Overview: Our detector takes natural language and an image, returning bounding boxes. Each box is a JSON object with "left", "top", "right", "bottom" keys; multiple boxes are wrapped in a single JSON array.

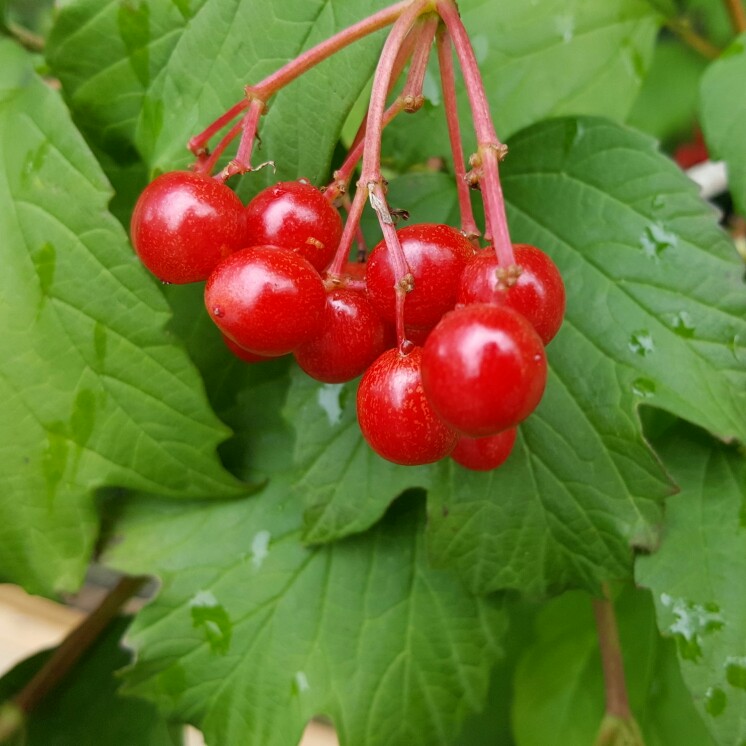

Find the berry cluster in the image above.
[{"left": 129, "top": 0, "right": 567, "bottom": 472}]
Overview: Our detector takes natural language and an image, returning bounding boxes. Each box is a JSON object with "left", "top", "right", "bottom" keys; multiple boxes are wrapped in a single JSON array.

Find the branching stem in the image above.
[
  {"left": 664, "top": 17, "right": 721, "bottom": 59},
  {"left": 0, "top": 575, "right": 147, "bottom": 743},
  {"left": 593, "top": 584, "right": 632, "bottom": 721},
  {"left": 436, "top": 0, "right": 515, "bottom": 270},
  {"left": 724, "top": 0, "right": 746, "bottom": 33},
  {"left": 436, "top": 26, "right": 480, "bottom": 243},
  {"left": 188, "top": 0, "right": 413, "bottom": 174},
  {"left": 327, "top": 15, "right": 436, "bottom": 202},
  {"left": 359, "top": 1, "right": 434, "bottom": 345}
]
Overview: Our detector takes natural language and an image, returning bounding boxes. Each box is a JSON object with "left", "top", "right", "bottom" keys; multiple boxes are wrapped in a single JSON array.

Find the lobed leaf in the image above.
[
  {"left": 0, "top": 40, "right": 244, "bottom": 595},
  {"left": 290, "top": 116, "right": 746, "bottom": 596},
  {"left": 429, "top": 116, "right": 746, "bottom": 594},
  {"left": 105, "top": 486, "right": 504, "bottom": 746},
  {"left": 636, "top": 424, "right": 746, "bottom": 745},
  {"left": 46, "top": 0, "right": 207, "bottom": 160}
]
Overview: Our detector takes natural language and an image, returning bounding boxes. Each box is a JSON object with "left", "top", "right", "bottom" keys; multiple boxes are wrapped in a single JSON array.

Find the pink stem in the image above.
[
  {"left": 188, "top": 99, "right": 248, "bottom": 156},
  {"left": 401, "top": 16, "right": 438, "bottom": 106},
  {"left": 436, "top": 26, "right": 480, "bottom": 243},
  {"left": 327, "top": 182, "right": 368, "bottom": 277},
  {"left": 346, "top": 26, "right": 419, "bottom": 159},
  {"left": 188, "top": 0, "right": 411, "bottom": 171},
  {"left": 361, "top": 1, "right": 432, "bottom": 346},
  {"left": 214, "top": 98, "right": 265, "bottom": 181},
  {"left": 251, "top": 1, "right": 412, "bottom": 100},
  {"left": 199, "top": 119, "right": 243, "bottom": 176},
  {"left": 340, "top": 193, "right": 370, "bottom": 262},
  {"left": 436, "top": 0, "right": 515, "bottom": 268},
  {"left": 326, "top": 21, "right": 426, "bottom": 202},
  {"left": 329, "top": 101, "right": 405, "bottom": 198}
]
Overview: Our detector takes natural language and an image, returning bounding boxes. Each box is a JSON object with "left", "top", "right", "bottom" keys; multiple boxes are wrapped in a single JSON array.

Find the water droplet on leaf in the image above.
[
  {"left": 292, "top": 671, "right": 310, "bottom": 695},
  {"left": 725, "top": 657, "right": 746, "bottom": 690},
  {"left": 660, "top": 594, "right": 724, "bottom": 662},
  {"left": 704, "top": 686, "right": 727, "bottom": 717},
  {"left": 629, "top": 330, "right": 655, "bottom": 357},
  {"left": 671, "top": 311, "right": 695, "bottom": 338},
  {"left": 317, "top": 383, "right": 344, "bottom": 425},
  {"left": 251, "top": 530, "right": 271, "bottom": 569},
  {"left": 189, "top": 590, "right": 232, "bottom": 655},
  {"left": 632, "top": 378, "right": 656, "bottom": 398},
  {"left": 640, "top": 223, "right": 677, "bottom": 260}
]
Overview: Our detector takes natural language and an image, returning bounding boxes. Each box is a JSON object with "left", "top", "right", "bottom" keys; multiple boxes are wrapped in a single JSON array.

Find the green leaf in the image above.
[
  {"left": 636, "top": 424, "right": 746, "bottom": 744},
  {"left": 700, "top": 32, "right": 746, "bottom": 215},
  {"left": 46, "top": 0, "right": 206, "bottom": 159},
  {"left": 628, "top": 38, "right": 708, "bottom": 144},
  {"left": 104, "top": 487, "right": 505, "bottom": 746},
  {"left": 512, "top": 586, "right": 716, "bottom": 746},
  {"left": 0, "top": 617, "right": 180, "bottom": 746},
  {"left": 134, "top": 0, "right": 390, "bottom": 183},
  {"left": 291, "top": 117, "right": 746, "bottom": 596},
  {"left": 383, "top": 0, "right": 661, "bottom": 169},
  {"left": 0, "top": 40, "right": 244, "bottom": 595},
  {"left": 46, "top": 0, "right": 389, "bottom": 191},
  {"left": 503, "top": 117, "right": 746, "bottom": 442},
  {"left": 429, "top": 116, "right": 746, "bottom": 594},
  {"left": 286, "top": 370, "right": 432, "bottom": 544}
]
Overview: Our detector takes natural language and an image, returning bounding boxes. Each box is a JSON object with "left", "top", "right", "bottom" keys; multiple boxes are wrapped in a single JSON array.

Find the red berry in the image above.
[
  {"left": 294, "top": 288, "right": 390, "bottom": 383},
  {"left": 421, "top": 304, "right": 547, "bottom": 436},
  {"left": 459, "top": 244, "right": 566, "bottom": 344},
  {"left": 244, "top": 180, "right": 343, "bottom": 272},
  {"left": 404, "top": 324, "right": 433, "bottom": 347},
  {"left": 357, "top": 347, "right": 458, "bottom": 465},
  {"left": 130, "top": 171, "right": 245, "bottom": 284},
  {"left": 222, "top": 333, "right": 268, "bottom": 364},
  {"left": 366, "top": 223, "right": 474, "bottom": 328},
  {"left": 205, "top": 247, "right": 326, "bottom": 356},
  {"left": 342, "top": 261, "right": 367, "bottom": 282},
  {"left": 451, "top": 428, "right": 517, "bottom": 471}
]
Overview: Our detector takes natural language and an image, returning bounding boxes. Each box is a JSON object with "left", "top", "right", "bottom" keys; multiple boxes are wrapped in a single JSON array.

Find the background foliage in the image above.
[{"left": 1, "top": 0, "right": 744, "bottom": 744}]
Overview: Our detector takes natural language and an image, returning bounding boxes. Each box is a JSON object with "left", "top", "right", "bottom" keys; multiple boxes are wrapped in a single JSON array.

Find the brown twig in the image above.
[
  {"left": 724, "top": 0, "right": 746, "bottom": 33},
  {"left": 0, "top": 575, "right": 147, "bottom": 743},
  {"left": 665, "top": 17, "right": 721, "bottom": 59},
  {"left": 592, "top": 584, "right": 632, "bottom": 720}
]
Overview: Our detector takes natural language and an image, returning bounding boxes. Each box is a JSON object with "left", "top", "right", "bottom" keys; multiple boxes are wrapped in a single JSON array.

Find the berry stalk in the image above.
[
  {"left": 436, "top": 26, "right": 480, "bottom": 243},
  {"left": 216, "top": 97, "right": 266, "bottom": 181},
  {"left": 343, "top": 25, "right": 419, "bottom": 164},
  {"left": 436, "top": 0, "right": 516, "bottom": 271},
  {"left": 327, "top": 15, "right": 437, "bottom": 202},
  {"left": 250, "top": 0, "right": 415, "bottom": 100},
  {"left": 361, "top": 0, "right": 435, "bottom": 345},
  {"left": 188, "top": 0, "right": 414, "bottom": 174},
  {"left": 0, "top": 575, "right": 147, "bottom": 743}
]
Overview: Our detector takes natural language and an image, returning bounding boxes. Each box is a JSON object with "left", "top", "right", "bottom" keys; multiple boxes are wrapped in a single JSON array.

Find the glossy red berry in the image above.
[
  {"left": 130, "top": 170, "right": 245, "bottom": 284},
  {"left": 244, "top": 180, "right": 343, "bottom": 272},
  {"left": 421, "top": 304, "right": 547, "bottom": 436},
  {"left": 294, "top": 288, "right": 390, "bottom": 383},
  {"left": 366, "top": 223, "right": 474, "bottom": 328},
  {"left": 221, "top": 333, "right": 268, "bottom": 364},
  {"left": 451, "top": 428, "right": 517, "bottom": 471},
  {"left": 205, "top": 246, "right": 326, "bottom": 356},
  {"left": 357, "top": 347, "right": 458, "bottom": 465},
  {"left": 459, "top": 244, "right": 566, "bottom": 344}
]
